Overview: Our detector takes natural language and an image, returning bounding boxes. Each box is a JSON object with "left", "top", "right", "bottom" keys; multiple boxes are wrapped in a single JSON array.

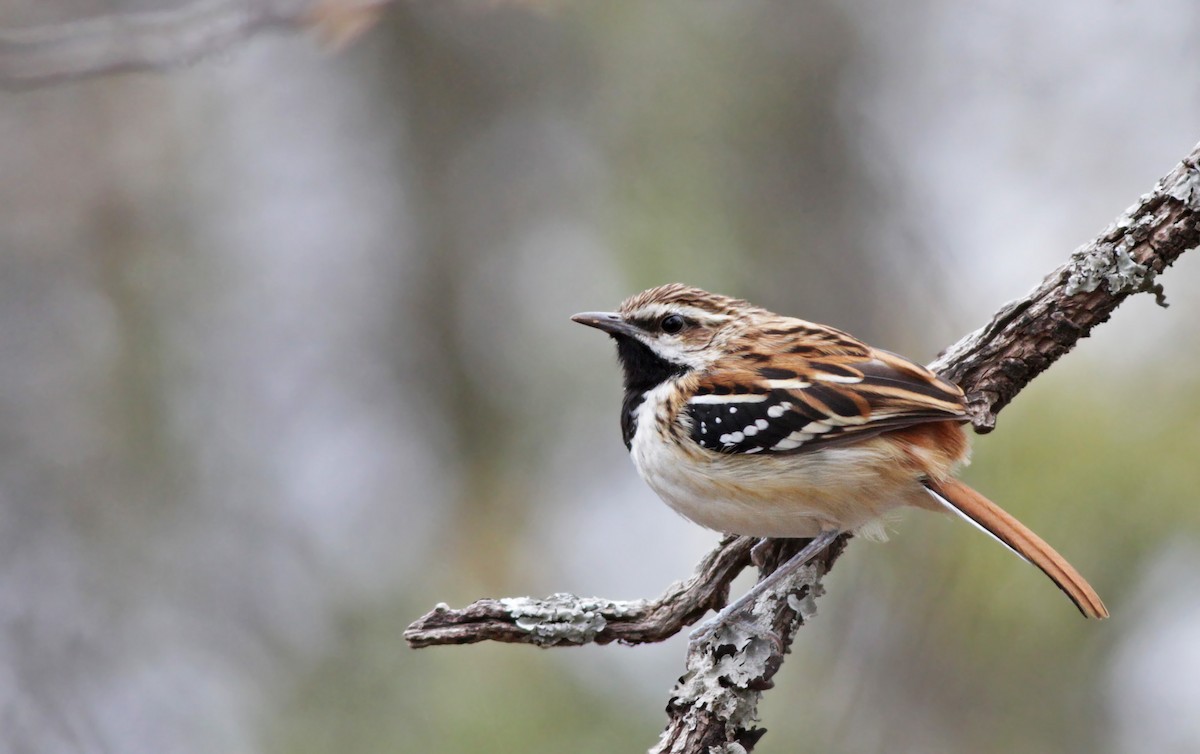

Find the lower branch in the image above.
[
  {"left": 406, "top": 534, "right": 851, "bottom": 751},
  {"left": 405, "top": 535, "right": 756, "bottom": 648}
]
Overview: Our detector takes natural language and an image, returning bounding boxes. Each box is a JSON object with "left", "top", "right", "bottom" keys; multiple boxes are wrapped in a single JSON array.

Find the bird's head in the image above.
[{"left": 572, "top": 283, "right": 759, "bottom": 391}]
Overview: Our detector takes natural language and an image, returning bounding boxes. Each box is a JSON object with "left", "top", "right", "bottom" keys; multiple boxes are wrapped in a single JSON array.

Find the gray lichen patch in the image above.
[
  {"left": 499, "top": 593, "right": 646, "bottom": 646},
  {"left": 670, "top": 642, "right": 764, "bottom": 731},
  {"left": 666, "top": 565, "right": 824, "bottom": 746},
  {"left": 1063, "top": 237, "right": 1152, "bottom": 296},
  {"left": 1162, "top": 160, "right": 1200, "bottom": 207}
]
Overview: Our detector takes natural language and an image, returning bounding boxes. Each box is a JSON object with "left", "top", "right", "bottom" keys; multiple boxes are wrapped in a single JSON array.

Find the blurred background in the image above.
[{"left": 2, "top": 1, "right": 1200, "bottom": 752}]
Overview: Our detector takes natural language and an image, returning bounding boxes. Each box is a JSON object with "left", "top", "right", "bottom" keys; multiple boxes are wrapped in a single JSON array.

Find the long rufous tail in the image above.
[{"left": 924, "top": 477, "right": 1108, "bottom": 619}]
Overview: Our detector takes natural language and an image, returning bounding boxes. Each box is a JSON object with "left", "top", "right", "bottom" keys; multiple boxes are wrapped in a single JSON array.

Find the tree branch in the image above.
[
  {"left": 405, "top": 534, "right": 757, "bottom": 648},
  {"left": 931, "top": 145, "right": 1200, "bottom": 429},
  {"left": 407, "top": 140, "right": 1200, "bottom": 752}
]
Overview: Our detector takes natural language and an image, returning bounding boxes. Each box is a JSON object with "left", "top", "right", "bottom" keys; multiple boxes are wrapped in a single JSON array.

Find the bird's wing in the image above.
[{"left": 686, "top": 320, "right": 966, "bottom": 455}]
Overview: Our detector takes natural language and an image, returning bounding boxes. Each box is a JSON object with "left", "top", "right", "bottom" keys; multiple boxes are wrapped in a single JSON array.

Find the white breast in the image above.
[{"left": 627, "top": 381, "right": 920, "bottom": 538}]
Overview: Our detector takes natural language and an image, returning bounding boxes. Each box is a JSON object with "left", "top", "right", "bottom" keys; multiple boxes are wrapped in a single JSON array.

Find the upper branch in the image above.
[{"left": 931, "top": 143, "right": 1200, "bottom": 430}]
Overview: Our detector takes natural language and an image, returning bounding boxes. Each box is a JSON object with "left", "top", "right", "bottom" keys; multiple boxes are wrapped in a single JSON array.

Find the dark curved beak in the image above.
[{"left": 571, "top": 311, "right": 640, "bottom": 338}]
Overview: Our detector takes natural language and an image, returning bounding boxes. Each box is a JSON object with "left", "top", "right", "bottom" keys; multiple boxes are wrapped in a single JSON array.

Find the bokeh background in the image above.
[{"left": 3, "top": 1, "right": 1200, "bottom": 752}]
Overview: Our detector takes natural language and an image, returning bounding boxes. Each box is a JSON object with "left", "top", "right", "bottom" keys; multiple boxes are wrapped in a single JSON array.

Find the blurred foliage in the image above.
[{"left": 269, "top": 600, "right": 658, "bottom": 754}]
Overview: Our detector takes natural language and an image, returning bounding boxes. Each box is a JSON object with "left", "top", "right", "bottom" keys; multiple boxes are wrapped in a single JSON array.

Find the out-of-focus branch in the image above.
[
  {"left": 0, "top": 0, "right": 389, "bottom": 89},
  {"left": 408, "top": 141, "right": 1200, "bottom": 752}
]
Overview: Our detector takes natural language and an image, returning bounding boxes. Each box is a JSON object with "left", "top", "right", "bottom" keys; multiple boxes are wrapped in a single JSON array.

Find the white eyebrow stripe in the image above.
[
  {"left": 689, "top": 394, "right": 770, "bottom": 404},
  {"left": 629, "top": 303, "right": 734, "bottom": 325}
]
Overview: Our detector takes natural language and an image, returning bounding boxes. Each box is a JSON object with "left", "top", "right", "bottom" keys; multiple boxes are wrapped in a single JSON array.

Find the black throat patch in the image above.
[{"left": 613, "top": 335, "right": 688, "bottom": 449}]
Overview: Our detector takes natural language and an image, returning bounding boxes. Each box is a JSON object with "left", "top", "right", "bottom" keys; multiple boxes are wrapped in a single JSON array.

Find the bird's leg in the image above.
[{"left": 689, "top": 530, "right": 841, "bottom": 651}]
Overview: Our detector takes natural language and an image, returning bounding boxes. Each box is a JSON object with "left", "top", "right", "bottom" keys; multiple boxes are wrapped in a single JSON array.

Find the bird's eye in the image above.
[{"left": 660, "top": 314, "right": 686, "bottom": 334}]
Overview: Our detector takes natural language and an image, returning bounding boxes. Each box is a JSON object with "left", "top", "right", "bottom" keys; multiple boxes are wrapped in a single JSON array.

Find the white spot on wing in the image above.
[
  {"left": 754, "top": 419, "right": 769, "bottom": 430},
  {"left": 729, "top": 407, "right": 737, "bottom": 414},
  {"left": 743, "top": 425, "right": 758, "bottom": 436}
]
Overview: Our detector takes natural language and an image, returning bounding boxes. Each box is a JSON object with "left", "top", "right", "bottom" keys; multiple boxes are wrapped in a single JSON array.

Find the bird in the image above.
[{"left": 572, "top": 283, "right": 1108, "bottom": 640}]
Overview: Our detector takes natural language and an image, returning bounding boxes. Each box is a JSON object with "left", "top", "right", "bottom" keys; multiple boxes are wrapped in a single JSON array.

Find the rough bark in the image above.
[
  {"left": 931, "top": 150, "right": 1200, "bottom": 430},
  {"left": 407, "top": 141, "right": 1200, "bottom": 752},
  {"left": 406, "top": 535, "right": 757, "bottom": 649}
]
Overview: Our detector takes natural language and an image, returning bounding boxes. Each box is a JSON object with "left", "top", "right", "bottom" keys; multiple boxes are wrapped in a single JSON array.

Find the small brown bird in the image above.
[{"left": 573, "top": 284, "right": 1107, "bottom": 633}]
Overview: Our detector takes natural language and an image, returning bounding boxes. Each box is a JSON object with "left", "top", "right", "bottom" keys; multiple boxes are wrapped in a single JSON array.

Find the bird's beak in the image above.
[{"left": 571, "top": 311, "right": 641, "bottom": 338}]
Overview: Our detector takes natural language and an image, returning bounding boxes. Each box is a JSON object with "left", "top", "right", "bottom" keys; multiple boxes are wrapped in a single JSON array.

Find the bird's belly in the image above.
[{"left": 631, "top": 433, "right": 921, "bottom": 538}]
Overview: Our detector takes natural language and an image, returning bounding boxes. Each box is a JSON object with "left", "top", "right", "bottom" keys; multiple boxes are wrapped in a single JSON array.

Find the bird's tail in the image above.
[{"left": 924, "top": 477, "right": 1108, "bottom": 619}]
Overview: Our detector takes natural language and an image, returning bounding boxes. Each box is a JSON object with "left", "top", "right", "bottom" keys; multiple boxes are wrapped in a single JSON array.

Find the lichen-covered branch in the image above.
[
  {"left": 408, "top": 140, "right": 1200, "bottom": 753},
  {"left": 650, "top": 536, "right": 849, "bottom": 754},
  {"left": 931, "top": 142, "right": 1200, "bottom": 431},
  {"left": 405, "top": 534, "right": 756, "bottom": 648},
  {"left": 0, "top": 0, "right": 388, "bottom": 89}
]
